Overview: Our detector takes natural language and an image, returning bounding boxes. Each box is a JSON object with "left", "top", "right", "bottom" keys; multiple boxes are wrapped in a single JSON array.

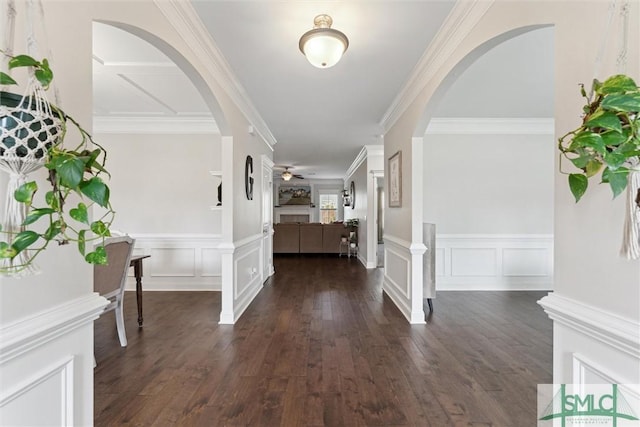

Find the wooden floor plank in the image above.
[{"left": 95, "top": 255, "right": 552, "bottom": 426}]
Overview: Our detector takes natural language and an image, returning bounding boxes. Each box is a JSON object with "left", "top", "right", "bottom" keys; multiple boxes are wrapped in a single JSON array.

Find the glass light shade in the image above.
[
  {"left": 282, "top": 171, "right": 293, "bottom": 181},
  {"left": 299, "top": 15, "right": 349, "bottom": 68},
  {"left": 300, "top": 30, "right": 348, "bottom": 68}
]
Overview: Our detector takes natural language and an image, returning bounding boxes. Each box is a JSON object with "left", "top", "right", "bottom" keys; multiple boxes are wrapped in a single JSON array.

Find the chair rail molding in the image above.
[
  {"left": 0, "top": 294, "right": 105, "bottom": 425},
  {"left": 0, "top": 294, "right": 107, "bottom": 365},
  {"left": 538, "top": 293, "right": 640, "bottom": 359}
]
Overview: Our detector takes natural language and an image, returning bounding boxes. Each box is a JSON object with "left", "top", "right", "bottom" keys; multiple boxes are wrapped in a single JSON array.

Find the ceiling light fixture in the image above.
[
  {"left": 299, "top": 14, "right": 349, "bottom": 68},
  {"left": 282, "top": 169, "right": 293, "bottom": 181}
]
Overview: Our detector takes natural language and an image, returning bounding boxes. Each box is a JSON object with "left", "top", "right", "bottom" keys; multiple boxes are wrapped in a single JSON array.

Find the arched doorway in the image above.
[
  {"left": 420, "top": 27, "right": 555, "bottom": 293},
  {"left": 91, "top": 21, "right": 230, "bottom": 321}
]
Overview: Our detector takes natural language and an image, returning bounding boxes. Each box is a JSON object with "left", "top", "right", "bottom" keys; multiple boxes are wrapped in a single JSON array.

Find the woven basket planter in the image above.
[{"left": 0, "top": 90, "right": 62, "bottom": 162}]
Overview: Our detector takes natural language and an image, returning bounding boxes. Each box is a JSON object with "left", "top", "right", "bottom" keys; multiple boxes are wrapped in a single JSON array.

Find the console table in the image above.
[{"left": 129, "top": 255, "right": 150, "bottom": 327}]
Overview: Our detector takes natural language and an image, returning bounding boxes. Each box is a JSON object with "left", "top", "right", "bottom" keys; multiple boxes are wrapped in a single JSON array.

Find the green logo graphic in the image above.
[{"left": 539, "top": 384, "right": 639, "bottom": 426}]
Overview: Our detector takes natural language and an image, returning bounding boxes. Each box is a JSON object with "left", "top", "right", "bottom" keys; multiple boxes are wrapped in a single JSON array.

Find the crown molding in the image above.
[
  {"left": 93, "top": 116, "right": 219, "bottom": 134},
  {"left": 344, "top": 145, "right": 384, "bottom": 181},
  {"left": 153, "top": 0, "right": 277, "bottom": 149},
  {"left": 379, "top": 0, "right": 494, "bottom": 133},
  {"left": 425, "top": 117, "right": 554, "bottom": 135}
]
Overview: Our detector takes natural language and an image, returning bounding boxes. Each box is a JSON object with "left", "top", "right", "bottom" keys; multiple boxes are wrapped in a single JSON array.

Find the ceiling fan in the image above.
[{"left": 275, "top": 166, "right": 304, "bottom": 181}]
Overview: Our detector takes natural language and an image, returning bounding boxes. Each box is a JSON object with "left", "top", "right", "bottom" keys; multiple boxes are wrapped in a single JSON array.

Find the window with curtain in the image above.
[{"left": 319, "top": 194, "right": 338, "bottom": 224}]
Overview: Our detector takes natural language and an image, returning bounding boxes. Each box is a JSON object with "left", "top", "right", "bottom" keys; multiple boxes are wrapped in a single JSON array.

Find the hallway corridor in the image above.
[{"left": 94, "top": 256, "right": 552, "bottom": 426}]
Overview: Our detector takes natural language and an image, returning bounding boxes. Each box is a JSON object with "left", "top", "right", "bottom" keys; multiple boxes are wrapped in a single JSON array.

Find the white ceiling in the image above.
[{"left": 92, "top": 2, "right": 554, "bottom": 179}]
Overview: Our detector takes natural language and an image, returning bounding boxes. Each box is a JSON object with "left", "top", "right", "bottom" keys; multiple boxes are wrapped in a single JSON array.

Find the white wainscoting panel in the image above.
[
  {"left": 231, "top": 234, "right": 265, "bottom": 321},
  {"left": 151, "top": 248, "right": 196, "bottom": 277},
  {"left": 539, "top": 293, "right": 640, "bottom": 395},
  {"left": 127, "top": 234, "right": 223, "bottom": 291},
  {"left": 436, "top": 234, "right": 553, "bottom": 290},
  {"left": 383, "top": 236, "right": 413, "bottom": 320},
  {"left": 0, "top": 357, "right": 74, "bottom": 426},
  {"left": 0, "top": 294, "right": 106, "bottom": 426},
  {"left": 451, "top": 248, "right": 497, "bottom": 277}
]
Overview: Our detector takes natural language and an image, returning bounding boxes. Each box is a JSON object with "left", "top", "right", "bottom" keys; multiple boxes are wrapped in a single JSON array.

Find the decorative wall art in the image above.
[
  {"left": 279, "top": 185, "right": 312, "bottom": 206},
  {"left": 350, "top": 180, "right": 356, "bottom": 209},
  {"left": 389, "top": 150, "right": 402, "bottom": 207}
]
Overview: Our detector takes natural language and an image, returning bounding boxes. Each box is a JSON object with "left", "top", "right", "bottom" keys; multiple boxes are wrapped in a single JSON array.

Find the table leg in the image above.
[{"left": 134, "top": 261, "right": 144, "bottom": 327}]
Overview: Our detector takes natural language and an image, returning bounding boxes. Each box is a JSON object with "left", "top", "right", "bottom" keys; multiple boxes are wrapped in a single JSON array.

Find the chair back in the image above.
[{"left": 94, "top": 236, "right": 135, "bottom": 300}]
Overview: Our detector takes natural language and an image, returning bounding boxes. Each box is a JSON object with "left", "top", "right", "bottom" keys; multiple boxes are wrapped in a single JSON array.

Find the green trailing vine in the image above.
[
  {"left": 0, "top": 53, "right": 115, "bottom": 274},
  {"left": 558, "top": 74, "right": 640, "bottom": 202}
]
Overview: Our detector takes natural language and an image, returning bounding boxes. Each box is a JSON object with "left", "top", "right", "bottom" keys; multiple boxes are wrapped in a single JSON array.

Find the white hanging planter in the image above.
[{"left": 0, "top": 89, "right": 62, "bottom": 275}]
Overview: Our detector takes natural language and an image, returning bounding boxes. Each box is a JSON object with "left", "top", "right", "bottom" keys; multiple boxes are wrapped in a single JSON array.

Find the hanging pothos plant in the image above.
[
  {"left": 0, "top": 53, "right": 115, "bottom": 275},
  {"left": 558, "top": 74, "right": 640, "bottom": 202}
]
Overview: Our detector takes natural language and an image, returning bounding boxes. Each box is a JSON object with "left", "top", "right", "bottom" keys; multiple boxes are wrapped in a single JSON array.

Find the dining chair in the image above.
[{"left": 94, "top": 235, "right": 135, "bottom": 347}]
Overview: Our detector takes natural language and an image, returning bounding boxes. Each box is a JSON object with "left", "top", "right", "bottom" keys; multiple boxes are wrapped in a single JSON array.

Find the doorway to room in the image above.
[{"left": 376, "top": 176, "right": 385, "bottom": 268}]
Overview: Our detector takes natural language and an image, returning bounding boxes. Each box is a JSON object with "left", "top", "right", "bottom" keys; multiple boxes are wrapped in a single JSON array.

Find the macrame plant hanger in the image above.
[
  {"left": 606, "top": 1, "right": 640, "bottom": 260},
  {"left": 0, "top": 0, "right": 62, "bottom": 276},
  {"left": 590, "top": 0, "right": 638, "bottom": 260}
]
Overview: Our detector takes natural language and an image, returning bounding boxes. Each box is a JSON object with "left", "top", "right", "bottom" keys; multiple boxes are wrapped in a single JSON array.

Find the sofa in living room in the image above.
[{"left": 273, "top": 222, "right": 355, "bottom": 254}]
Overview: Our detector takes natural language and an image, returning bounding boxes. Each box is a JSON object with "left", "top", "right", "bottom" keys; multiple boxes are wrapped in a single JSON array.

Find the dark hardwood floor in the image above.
[{"left": 94, "top": 256, "right": 552, "bottom": 426}]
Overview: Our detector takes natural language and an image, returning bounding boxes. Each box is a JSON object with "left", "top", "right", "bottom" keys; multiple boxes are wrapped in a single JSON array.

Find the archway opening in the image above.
[
  {"left": 418, "top": 26, "right": 555, "bottom": 293},
  {"left": 91, "top": 22, "right": 226, "bottom": 312}
]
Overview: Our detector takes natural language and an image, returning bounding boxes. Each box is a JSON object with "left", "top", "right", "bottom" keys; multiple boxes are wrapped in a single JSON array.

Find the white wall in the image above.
[
  {"left": 98, "top": 133, "right": 222, "bottom": 234},
  {"left": 423, "top": 132, "right": 553, "bottom": 234},
  {"left": 422, "top": 131, "right": 554, "bottom": 290}
]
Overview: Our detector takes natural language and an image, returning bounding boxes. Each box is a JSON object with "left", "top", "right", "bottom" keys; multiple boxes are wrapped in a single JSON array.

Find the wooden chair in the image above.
[{"left": 94, "top": 236, "right": 135, "bottom": 347}]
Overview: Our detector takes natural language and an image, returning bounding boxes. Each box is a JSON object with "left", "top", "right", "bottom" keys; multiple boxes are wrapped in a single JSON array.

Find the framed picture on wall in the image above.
[
  {"left": 388, "top": 150, "right": 402, "bottom": 207},
  {"left": 279, "top": 185, "right": 312, "bottom": 206}
]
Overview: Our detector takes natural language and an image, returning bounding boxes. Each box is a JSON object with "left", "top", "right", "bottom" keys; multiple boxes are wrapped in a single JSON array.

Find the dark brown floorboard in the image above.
[{"left": 95, "top": 256, "right": 552, "bottom": 426}]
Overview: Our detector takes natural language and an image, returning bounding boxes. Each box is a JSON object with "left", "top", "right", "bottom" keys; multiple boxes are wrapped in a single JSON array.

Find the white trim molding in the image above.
[
  {"left": 0, "top": 356, "right": 75, "bottom": 425},
  {"left": 379, "top": 0, "right": 494, "bottom": 132},
  {"left": 154, "top": 0, "right": 277, "bottom": 149},
  {"left": 344, "top": 145, "right": 384, "bottom": 182},
  {"left": 94, "top": 115, "right": 219, "bottom": 134},
  {"left": 538, "top": 293, "right": 640, "bottom": 359},
  {"left": 0, "top": 294, "right": 107, "bottom": 365},
  {"left": 0, "top": 295, "right": 104, "bottom": 425},
  {"left": 425, "top": 117, "right": 554, "bottom": 135}
]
